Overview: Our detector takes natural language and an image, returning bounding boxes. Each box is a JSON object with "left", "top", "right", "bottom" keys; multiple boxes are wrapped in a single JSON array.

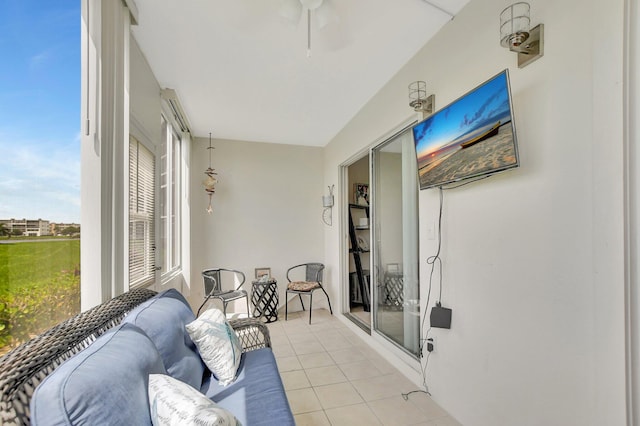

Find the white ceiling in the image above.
[{"left": 131, "top": 0, "right": 470, "bottom": 146}]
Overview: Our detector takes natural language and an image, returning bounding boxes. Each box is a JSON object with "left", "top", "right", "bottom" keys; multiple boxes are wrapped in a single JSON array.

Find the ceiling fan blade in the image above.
[
  {"left": 315, "top": 0, "right": 339, "bottom": 30},
  {"left": 279, "top": 0, "right": 303, "bottom": 24},
  {"left": 300, "top": 0, "right": 323, "bottom": 10}
]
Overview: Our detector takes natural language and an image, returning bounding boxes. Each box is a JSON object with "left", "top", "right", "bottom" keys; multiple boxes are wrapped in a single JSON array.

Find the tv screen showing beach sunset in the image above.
[{"left": 413, "top": 70, "right": 519, "bottom": 190}]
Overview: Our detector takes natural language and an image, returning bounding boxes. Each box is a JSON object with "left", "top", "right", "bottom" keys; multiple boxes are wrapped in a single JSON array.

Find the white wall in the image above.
[
  {"left": 323, "top": 0, "right": 626, "bottom": 424},
  {"left": 189, "top": 138, "right": 326, "bottom": 313},
  {"left": 130, "top": 39, "right": 161, "bottom": 144}
]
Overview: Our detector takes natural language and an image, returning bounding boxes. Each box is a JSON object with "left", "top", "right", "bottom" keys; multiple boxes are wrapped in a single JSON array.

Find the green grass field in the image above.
[
  {"left": 0, "top": 240, "right": 80, "bottom": 294},
  {"left": 0, "top": 240, "right": 80, "bottom": 354}
]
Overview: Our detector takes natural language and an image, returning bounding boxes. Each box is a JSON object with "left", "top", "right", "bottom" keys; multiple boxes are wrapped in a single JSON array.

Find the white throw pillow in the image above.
[
  {"left": 148, "top": 374, "right": 240, "bottom": 426},
  {"left": 185, "top": 308, "right": 242, "bottom": 386}
]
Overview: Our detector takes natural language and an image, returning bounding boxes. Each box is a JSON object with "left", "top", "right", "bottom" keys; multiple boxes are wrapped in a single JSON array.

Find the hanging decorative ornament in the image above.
[{"left": 203, "top": 132, "right": 218, "bottom": 214}]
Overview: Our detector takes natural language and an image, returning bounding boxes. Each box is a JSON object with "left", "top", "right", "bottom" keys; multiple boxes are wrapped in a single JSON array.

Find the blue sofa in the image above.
[{"left": 27, "top": 289, "right": 294, "bottom": 426}]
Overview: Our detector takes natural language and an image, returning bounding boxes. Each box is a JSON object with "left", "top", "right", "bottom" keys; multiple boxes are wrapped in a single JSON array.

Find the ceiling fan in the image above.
[{"left": 279, "top": 0, "right": 339, "bottom": 57}]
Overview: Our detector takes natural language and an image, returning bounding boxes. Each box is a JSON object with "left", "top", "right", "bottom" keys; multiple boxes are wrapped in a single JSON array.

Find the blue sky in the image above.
[
  {"left": 413, "top": 72, "right": 511, "bottom": 159},
  {"left": 0, "top": 0, "right": 80, "bottom": 223}
]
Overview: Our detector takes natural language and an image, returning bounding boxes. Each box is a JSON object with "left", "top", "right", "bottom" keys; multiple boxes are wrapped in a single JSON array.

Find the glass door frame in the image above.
[
  {"left": 339, "top": 118, "right": 422, "bottom": 362},
  {"left": 340, "top": 148, "right": 373, "bottom": 334},
  {"left": 370, "top": 122, "right": 421, "bottom": 359}
]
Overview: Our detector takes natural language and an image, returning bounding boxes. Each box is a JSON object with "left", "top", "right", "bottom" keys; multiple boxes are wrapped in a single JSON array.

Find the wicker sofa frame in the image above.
[{"left": 0, "top": 288, "right": 271, "bottom": 426}]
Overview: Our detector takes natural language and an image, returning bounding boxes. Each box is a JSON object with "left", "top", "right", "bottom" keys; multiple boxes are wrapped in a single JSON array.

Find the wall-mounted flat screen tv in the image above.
[{"left": 412, "top": 69, "right": 519, "bottom": 190}]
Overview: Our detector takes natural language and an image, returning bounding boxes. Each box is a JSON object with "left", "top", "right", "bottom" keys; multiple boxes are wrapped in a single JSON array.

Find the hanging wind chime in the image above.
[{"left": 203, "top": 133, "right": 218, "bottom": 214}]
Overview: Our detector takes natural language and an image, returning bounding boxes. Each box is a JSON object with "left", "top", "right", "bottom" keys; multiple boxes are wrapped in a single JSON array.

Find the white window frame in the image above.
[
  {"left": 81, "top": 0, "right": 191, "bottom": 305},
  {"left": 159, "top": 111, "right": 183, "bottom": 282},
  {"left": 81, "top": 0, "right": 133, "bottom": 308}
]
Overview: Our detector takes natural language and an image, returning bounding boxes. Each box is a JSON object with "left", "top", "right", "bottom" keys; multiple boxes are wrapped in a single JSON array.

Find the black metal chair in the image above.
[
  {"left": 285, "top": 263, "right": 333, "bottom": 324},
  {"left": 197, "top": 268, "right": 249, "bottom": 317}
]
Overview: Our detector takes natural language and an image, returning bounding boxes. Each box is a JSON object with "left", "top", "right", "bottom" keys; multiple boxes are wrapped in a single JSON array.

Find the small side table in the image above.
[
  {"left": 251, "top": 279, "right": 278, "bottom": 323},
  {"left": 383, "top": 271, "right": 404, "bottom": 309}
]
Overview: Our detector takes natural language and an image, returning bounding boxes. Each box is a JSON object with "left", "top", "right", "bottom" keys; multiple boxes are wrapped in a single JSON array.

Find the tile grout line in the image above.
[
  {"left": 273, "top": 309, "right": 459, "bottom": 426},
  {"left": 278, "top": 310, "right": 390, "bottom": 425}
]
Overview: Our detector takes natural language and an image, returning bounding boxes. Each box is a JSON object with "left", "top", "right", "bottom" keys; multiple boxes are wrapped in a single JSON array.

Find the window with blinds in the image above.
[{"left": 129, "top": 136, "right": 156, "bottom": 288}]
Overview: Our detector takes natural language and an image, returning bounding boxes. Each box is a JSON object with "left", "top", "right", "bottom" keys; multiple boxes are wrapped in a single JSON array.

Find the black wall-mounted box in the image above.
[{"left": 430, "top": 306, "right": 452, "bottom": 329}]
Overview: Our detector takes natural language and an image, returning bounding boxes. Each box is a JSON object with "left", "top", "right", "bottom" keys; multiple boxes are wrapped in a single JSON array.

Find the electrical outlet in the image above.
[
  {"left": 427, "top": 337, "right": 435, "bottom": 352},
  {"left": 427, "top": 336, "right": 436, "bottom": 352}
]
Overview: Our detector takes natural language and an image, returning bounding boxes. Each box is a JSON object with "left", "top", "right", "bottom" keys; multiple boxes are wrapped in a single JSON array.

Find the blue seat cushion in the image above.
[
  {"left": 201, "top": 348, "right": 295, "bottom": 426},
  {"left": 30, "top": 323, "right": 166, "bottom": 426},
  {"left": 123, "top": 288, "right": 206, "bottom": 389}
]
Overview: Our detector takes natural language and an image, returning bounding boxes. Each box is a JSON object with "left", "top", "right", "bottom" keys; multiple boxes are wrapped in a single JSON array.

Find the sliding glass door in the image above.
[{"left": 371, "top": 127, "right": 420, "bottom": 356}]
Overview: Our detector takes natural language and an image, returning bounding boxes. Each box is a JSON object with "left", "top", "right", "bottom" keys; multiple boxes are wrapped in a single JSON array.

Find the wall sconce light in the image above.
[
  {"left": 500, "top": 2, "right": 544, "bottom": 68},
  {"left": 322, "top": 184, "right": 334, "bottom": 226},
  {"left": 408, "top": 81, "right": 435, "bottom": 119},
  {"left": 203, "top": 132, "right": 218, "bottom": 214}
]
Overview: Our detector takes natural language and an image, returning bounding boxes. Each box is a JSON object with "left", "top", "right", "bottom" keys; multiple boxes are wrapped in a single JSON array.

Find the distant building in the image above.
[
  {"left": 50, "top": 222, "right": 81, "bottom": 236},
  {"left": 0, "top": 218, "right": 51, "bottom": 236}
]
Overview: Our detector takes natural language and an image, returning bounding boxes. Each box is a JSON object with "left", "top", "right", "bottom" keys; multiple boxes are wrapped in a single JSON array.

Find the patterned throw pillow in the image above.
[
  {"left": 148, "top": 374, "right": 240, "bottom": 426},
  {"left": 185, "top": 308, "right": 242, "bottom": 386}
]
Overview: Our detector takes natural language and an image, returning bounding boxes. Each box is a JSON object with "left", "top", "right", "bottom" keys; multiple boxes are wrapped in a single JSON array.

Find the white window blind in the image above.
[{"left": 129, "top": 136, "right": 156, "bottom": 288}]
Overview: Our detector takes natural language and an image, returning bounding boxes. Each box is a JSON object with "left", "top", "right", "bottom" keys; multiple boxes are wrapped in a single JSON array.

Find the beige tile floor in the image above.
[{"left": 266, "top": 309, "right": 462, "bottom": 426}]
